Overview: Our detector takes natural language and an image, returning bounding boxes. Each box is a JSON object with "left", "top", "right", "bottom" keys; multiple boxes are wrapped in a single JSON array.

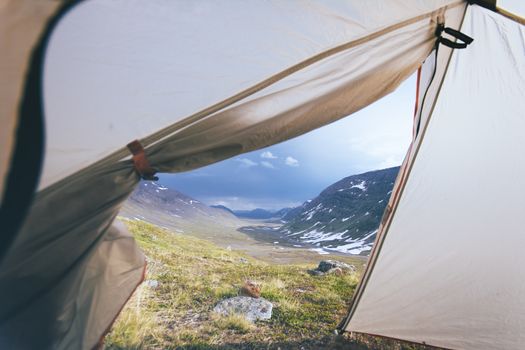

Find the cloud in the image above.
[
  {"left": 261, "top": 151, "right": 278, "bottom": 159},
  {"left": 260, "top": 161, "right": 276, "bottom": 169},
  {"left": 285, "top": 156, "right": 299, "bottom": 167},
  {"left": 236, "top": 158, "right": 258, "bottom": 168}
]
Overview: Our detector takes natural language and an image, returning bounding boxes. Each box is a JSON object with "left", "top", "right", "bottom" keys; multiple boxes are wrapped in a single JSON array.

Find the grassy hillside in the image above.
[
  {"left": 122, "top": 187, "right": 368, "bottom": 266},
  {"left": 105, "top": 219, "right": 433, "bottom": 350}
]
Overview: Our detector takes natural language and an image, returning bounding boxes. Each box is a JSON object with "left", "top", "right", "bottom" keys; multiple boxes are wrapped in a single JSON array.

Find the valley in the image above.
[
  {"left": 109, "top": 167, "right": 435, "bottom": 349},
  {"left": 120, "top": 182, "right": 363, "bottom": 265},
  {"left": 120, "top": 166, "right": 399, "bottom": 262}
]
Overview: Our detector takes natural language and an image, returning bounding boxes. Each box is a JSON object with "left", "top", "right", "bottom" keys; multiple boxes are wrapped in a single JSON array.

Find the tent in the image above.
[{"left": 1, "top": 0, "right": 523, "bottom": 349}]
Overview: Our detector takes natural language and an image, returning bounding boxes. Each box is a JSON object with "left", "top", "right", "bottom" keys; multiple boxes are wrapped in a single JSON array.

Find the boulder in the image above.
[
  {"left": 308, "top": 260, "right": 356, "bottom": 276},
  {"left": 213, "top": 296, "right": 273, "bottom": 322}
]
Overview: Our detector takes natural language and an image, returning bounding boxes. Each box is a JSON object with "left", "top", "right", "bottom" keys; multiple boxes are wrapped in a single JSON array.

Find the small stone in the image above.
[
  {"left": 240, "top": 280, "right": 261, "bottom": 298},
  {"left": 145, "top": 279, "right": 159, "bottom": 289},
  {"left": 239, "top": 258, "right": 248, "bottom": 264}
]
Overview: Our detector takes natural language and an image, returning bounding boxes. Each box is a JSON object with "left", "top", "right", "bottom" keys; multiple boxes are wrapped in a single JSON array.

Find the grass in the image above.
[
  {"left": 104, "top": 218, "right": 361, "bottom": 349},
  {"left": 105, "top": 219, "right": 439, "bottom": 349},
  {"left": 212, "top": 314, "right": 255, "bottom": 334}
]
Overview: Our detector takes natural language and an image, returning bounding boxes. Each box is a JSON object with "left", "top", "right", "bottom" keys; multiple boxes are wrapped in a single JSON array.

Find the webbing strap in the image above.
[{"left": 435, "top": 24, "right": 474, "bottom": 49}]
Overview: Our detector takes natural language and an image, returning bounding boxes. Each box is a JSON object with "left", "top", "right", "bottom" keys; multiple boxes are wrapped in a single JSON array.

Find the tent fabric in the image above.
[
  {"left": 41, "top": 0, "right": 462, "bottom": 190},
  {"left": 0, "top": 0, "right": 60, "bottom": 202},
  {"left": 145, "top": 12, "right": 448, "bottom": 174},
  {"left": 0, "top": 0, "right": 62, "bottom": 257},
  {"left": 57, "top": 219, "right": 145, "bottom": 350},
  {"left": 2, "top": 1, "right": 523, "bottom": 349},
  {"left": 342, "top": 3, "right": 467, "bottom": 332},
  {"left": 0, "top": 160, "right": 143, "bottom": 349},
  {"left": 1, "top": 1, "right": 468, "bottom": 348},
  {"left": 344, "top": 5, "right": 525, "bottom": 350}
]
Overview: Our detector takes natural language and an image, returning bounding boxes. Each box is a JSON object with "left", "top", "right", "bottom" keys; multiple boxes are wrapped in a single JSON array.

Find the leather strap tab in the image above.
[{"left": 126, "top": 140, "right": 158, "bottom": 181}]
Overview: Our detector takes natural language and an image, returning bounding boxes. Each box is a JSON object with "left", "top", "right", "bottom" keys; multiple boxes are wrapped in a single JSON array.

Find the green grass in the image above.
[{"left": 104, "top": 218, "right": 361, "bottom": 349}]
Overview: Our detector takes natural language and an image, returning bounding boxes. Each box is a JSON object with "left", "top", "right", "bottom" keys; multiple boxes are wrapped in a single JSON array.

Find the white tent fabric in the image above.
[
  {"left": 41, "top": 0, "right": 462, "bottom": 189},
  {"left": 345, "top": 5, "right": 525, "bottom": 349},
  {"left": 2, "top": 1, "right": 470, "bottom": 348}
]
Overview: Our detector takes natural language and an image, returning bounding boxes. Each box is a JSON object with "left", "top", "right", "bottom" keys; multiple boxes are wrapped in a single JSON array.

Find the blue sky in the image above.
[{"left": 160, "top": 73, "right": 416, "bottom": 210}]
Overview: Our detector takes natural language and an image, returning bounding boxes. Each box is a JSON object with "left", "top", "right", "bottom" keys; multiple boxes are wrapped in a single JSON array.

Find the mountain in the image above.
[
  {"left": 211, "top": 204, "right": 236, "bottom": 216},
  {"left": 120, "top": 182, "right": 241, "bottom": 232},
  {"left": 274, "top": 207, "right": 293, "bottom": 218},
  {"left": 213, "top": 207, "right": 293, "bottom": 220},
  {"left": 279, "top": 167, "right": 399, "bottom": 255},
  {"left": 238, "top": 208, "right": 293, "bottom": 220},
  {"left": 121, "top": 168, "right": 399, "bottom": 256},
  {"left": 234, "top": 208, "right": 281, "bottom": 219}
]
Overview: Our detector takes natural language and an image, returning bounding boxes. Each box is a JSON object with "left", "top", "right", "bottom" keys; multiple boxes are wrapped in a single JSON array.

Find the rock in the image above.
[
  {"left": 318, "top": 260, "right": 355, "bottom": 273},
  {"left": 308, "top": 260, "right": 356, "bottom": 276},
  {"left": 307, "top": 269, "right": 324, "bottom": 276},
  {"left": 239, "top": 258, "right": 248, "bottom": 264},
  {"left": 213, "top": 296, "right": 273, "bottom": 322},
  {"left": 240, "top": 280, "right": 261, "bottom": 298},
  {"left": 330, "top": 267, "right": 343, "bottom": 276},
  {"left": 145, "top": 279, "right": 159, "bottom": 289}
]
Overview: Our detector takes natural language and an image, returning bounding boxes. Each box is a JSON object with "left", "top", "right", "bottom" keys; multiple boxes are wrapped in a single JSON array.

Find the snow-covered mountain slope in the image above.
[{"left": 279, "top": 167, "right": 399, "bottom": 255}]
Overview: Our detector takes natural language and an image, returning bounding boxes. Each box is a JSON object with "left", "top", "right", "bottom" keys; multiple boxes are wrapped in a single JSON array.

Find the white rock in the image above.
[
  {"left": 213, "top": 296, "right": 273, "bottom": 322},
  {"left": 145, "top": 279, "right": 159, "bottom": 289}
]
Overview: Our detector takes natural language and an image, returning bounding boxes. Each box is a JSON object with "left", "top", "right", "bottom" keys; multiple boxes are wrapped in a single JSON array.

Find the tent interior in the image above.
[{"left": 1, "top": 0, "right": 524, "bottom": 349}]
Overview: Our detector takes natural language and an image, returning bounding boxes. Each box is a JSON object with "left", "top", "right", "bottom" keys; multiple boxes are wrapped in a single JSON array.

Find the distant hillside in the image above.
[
  {"left": 121, "top": 168, "right": 399, "bottom": 256},
  {"left": 120, "top": 182, "right": 241, "bottom": 231},
  {"left": 234, "top": 208, "right": 285, "bottom": 220},
  {"left": 211, "top": 204, "right": 236, "bottom": 216},
  {"left": 279, "top": 167, "right": 399, "bottom": 255},
  {"left": 212, "top": 207, "right": 293, "bottom": 220}
]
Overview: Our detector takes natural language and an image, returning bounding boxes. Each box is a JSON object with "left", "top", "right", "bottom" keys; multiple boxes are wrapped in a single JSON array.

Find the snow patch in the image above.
[
  {"left": 309, "top": 248, "right": 329, "bottom": 255},
  {"left": 350, "top": 180, "right": 367, "bottom": 191}
]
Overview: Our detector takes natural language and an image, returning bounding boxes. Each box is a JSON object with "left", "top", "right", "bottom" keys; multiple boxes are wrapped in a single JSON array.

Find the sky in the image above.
[{"left": 160, "top": 74, "right": 416, "bottom": 211}]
